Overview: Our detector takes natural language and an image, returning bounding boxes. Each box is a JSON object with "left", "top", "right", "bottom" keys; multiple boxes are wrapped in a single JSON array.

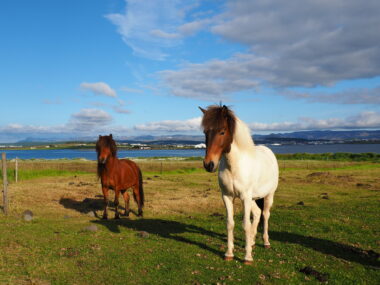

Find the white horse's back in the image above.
[{"left": 252, "top": 145, "right": 279, "bottom": 198}]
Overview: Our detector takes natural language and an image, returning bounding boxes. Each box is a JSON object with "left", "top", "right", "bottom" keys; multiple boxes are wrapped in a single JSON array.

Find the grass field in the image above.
[{"left": 0, "top": 159, "right": 379, "bottom": 284}]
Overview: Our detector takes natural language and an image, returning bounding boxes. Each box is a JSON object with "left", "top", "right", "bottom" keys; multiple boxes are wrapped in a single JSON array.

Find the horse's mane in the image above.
[
  {"left": 201, "top": 105, "right": 254, "bottom": 150},
  {"left": 201, "top": 105, "right": 236, "bottom": 136},
  {"left": 96, "top": 135, "right": 117, "bottom": 178}
]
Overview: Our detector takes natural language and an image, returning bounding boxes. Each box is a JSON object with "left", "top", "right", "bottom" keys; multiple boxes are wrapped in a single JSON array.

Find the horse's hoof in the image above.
[
  {"left": 102, "top": 215, "right": 108, "bottom": 220},
  {"left": 244, "top": 260, "right": 253, "bottom": 265},
  {"left": 224, "top": 256, "right": 233, "bottom": 261},
  {"left": 264, "top": 244, "right": 271, "bottom": 249},
  {"left": 114, "top": 216, "right": 120, "bottom": 220}
]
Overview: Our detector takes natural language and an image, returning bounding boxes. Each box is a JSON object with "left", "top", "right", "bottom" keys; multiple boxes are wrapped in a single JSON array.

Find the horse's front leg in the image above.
[
  {"left": 242, "top": 198, "right": 253, "bottom": 264},
  {"left": 102, "top": 186, "right": 109, "bottom": 220},
  {"left": 222, "top": 195, "right": 234, "bottom": 260},
  {"left": 114, "top": 189, "right": 120, "bottom": 219}
]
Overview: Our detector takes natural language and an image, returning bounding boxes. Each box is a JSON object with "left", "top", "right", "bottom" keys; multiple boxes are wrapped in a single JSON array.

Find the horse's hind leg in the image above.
[
  {"left": 263, "top": 193, "right": 274, "bottom": 248},
  {"left": 121, "top": 190, "right": 130, "bottom": 217},
  {"left": 102, "top": 186, "right": 109, "bottom": 220},
  {"left": 114, "top": 190, "right": 121, "bottom": 219},
  {"left": 132, "top": 185, "right": 143, "bottom": 217},
  {"left": 251, "top": 200, "right": 262, "bottom": 247}
]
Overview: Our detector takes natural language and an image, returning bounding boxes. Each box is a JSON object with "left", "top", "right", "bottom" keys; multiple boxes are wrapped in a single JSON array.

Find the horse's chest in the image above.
[{"left": 218, "top": 170, "right": 246, "bottom": 197}]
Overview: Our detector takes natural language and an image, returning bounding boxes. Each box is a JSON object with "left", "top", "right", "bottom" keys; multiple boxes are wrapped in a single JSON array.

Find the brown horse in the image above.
[{"left": 96, "top": 134, "right": 144, "bottom": 219}]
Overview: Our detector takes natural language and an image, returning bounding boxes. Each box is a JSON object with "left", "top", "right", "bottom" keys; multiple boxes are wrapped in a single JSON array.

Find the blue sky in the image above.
[{"left": 0, "top": 0, "right": 379, "bottom": 142}]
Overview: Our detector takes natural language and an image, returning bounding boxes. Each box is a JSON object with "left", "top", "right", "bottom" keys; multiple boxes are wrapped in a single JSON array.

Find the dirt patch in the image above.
[
  {"left": 306, "top": 172, "right": 356, "bottom": 185},
  {"left": 356, "top": 183, "right": 372, "bottom": 189}
]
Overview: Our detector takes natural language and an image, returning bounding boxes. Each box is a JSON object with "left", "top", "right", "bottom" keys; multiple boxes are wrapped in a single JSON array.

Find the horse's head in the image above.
[
  {"left": 96, "top": 134, "right": 117, "bottom": 164},
  {"left": 199, "top": 105, "right": 236, "bottom": 172}
]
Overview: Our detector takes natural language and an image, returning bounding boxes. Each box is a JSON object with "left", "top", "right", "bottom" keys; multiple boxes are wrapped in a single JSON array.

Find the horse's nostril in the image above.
[
  {"left": 203, "top": 161, "right": 215, "bottom": 172},
  {"left": 209, "top": 161, "right": 214, "bottom": 172}
]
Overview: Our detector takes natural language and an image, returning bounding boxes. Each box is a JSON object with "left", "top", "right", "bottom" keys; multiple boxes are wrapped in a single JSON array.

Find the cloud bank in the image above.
[{"left": 158, "top": 0, "right": 380, "bottom": 101}]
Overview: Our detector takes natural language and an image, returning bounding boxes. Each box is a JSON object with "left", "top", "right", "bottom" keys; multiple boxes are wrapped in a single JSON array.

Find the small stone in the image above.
[
  {"left": 87, "top": 211, "right": 96, "bottom": 217},
  {"left": 83, "top": 225, "right": 98, "bottom": 232},
  {"left": 137, "top": 231, "right": 149, "bottom": 238},
  {"left": 296, "top": 201, "right": 304, "bottom": 205},
  {"left": 22, "top": 210, "right": 33, "bottom": 221}
]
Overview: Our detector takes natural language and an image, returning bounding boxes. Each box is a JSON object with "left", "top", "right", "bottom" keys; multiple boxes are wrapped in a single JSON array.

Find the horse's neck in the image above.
[
  {"left": 223, "top": 118, "right": 255, "bottom": 170},
  {"left": 105, "top": 156, "right": 118, "bottom": 168},
  {"left": 100, "top": 156, "right": 118, "bottom": 175}
]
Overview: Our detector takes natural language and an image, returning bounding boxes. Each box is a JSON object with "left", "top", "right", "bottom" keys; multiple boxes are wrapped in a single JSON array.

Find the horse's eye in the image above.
[{"left": 220, "top": 131, "right": 225, "bottom": 135}]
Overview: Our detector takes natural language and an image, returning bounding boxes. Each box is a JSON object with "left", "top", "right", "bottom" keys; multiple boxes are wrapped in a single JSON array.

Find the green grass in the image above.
[
  {"left": 277, "top": 152, "right": 380, "bottom": 162},
  {"left": 0, "top": 159, "right": 379, "bottom": 284},
  {"left": 1, "top": 169, "right": 90, "bottom": 183}
]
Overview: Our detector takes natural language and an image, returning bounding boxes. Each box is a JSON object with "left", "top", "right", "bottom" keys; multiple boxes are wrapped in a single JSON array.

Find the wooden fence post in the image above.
[
  {"left": 15, "top": 157, "right": 18, "bottom": 183},
  {"left": 2, "top": 153, "right": 9, "bottom": 215}
]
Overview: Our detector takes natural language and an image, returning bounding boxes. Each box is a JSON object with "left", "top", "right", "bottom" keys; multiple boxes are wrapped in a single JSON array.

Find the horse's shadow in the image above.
[
  {"left": 92, "top": 218, "right": 379, "bottom": 268},
  {"left": 270, "top": 231, "right": 380, "bottom": 268},
  {"left": 58, "top": 198, "right": 379, "bottom": 267},
  {"left": 59, "top": 197, "right": 141, "bottom": 218},
  {"left": 92, "top": 218, "right": 228, "bottom": 259},
  {"left": 59, "top": 197, "right": 104, "bottom": 215}
]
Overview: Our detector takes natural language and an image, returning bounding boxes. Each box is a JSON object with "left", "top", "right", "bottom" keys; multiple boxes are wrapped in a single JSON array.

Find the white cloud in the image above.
[
  {"left": 134, "top": 117, "right": 202, "bottom": 132},
  {"left": 161, "top": 0, "right": 380, "bottom": 100},
  {"left": 67, "top": 109, "right": 113, "bottom": 132},
  {"left": 106, "top": 0, "right": 205, "bottom": 60},
  {"left": 112, "top": 106, "right": 131, "bottom": 114},
  {"left": 283, "top": 86, "right": 380, "bottom": 105},
  {"left": 80, "top": 82, "right": 117, "bottom": 98},
  {"left": 1, "top": 111, "right": 379, "bottom": 142},
  {"left": 160, "top": 55, "right": 260, "bottom": 100},
  {"left": 249, "top": 111, "right": 380, "bottom": 132}
]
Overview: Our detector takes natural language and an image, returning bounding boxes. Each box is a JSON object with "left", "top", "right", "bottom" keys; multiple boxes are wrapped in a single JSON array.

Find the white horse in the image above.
[{"left": 199, "top": 105, "right": 279, "bottom": 264}]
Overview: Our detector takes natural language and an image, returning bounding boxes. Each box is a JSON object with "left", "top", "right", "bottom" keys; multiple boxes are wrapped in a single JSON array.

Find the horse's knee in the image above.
[
  {"left": 262, "top": 210, "right": 270, "bottom": 220},
  {"left": 226, "top": 220, "right": 234, "bottom": 231}
]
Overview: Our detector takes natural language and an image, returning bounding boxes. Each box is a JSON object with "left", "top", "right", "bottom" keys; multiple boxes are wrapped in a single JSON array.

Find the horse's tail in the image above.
[
  {"left": 255, "top": 198, "right": 264, "bottom": 211},
  {"left": 134, "top": 167, "right": 144, "bottom": 207},
  {"left": 254, "top": 198, "right": 264, "bottom": 222}
]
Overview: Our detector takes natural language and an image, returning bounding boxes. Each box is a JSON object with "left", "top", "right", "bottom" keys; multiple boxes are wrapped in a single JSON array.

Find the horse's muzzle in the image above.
[{"left": 203, "top": 160, "right": 215, "bottom": 173}]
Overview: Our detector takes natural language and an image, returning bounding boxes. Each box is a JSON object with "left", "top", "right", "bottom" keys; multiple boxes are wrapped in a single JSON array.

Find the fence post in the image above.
[
  {"left": 15, "top": 157, "right": 18, "bottom": 183},
  {"left": 2, "top": 153, "right": 9, "bottom": 215}
]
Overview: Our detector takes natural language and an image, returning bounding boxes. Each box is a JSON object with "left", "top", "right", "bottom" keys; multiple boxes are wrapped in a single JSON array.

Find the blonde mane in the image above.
[{"left": 233, "top": 117, "right": 255, "bottom": 151}]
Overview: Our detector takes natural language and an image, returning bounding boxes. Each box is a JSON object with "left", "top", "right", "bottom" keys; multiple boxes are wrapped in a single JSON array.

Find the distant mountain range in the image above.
[
  {"left": 10, "top": 130, "right": 380, "bottom": 146},
  {"left": 258, "top": 130, "right": 380, "bottom": 141}
]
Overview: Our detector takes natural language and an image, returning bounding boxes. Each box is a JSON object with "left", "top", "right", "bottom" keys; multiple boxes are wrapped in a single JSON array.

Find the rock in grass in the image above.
[
  {"left": 83, "top": 225, "right": 98, "bottom": 232},
  {"left": 22, "top": 210, "right": 33, "bottom": 221},
  {"left": 296, "top": 201, "right": 305, "bottom": 206},
  {"left": 137, "top": 231, "right": 149, "bottom": 238}
]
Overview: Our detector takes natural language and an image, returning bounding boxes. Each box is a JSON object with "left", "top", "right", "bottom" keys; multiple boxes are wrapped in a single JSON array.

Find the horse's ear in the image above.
[
  {"left": 198, "top": 106, "right": 206, "bottom": 114},
  {"left": 222, "top": 105, "right": 229, "bottom": 116},
  {"left": 109, "top": 134, "right": 112, "bottom": 138},
  {"left": 99, "top": 135, "right": 102, "bottom": 138}
]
